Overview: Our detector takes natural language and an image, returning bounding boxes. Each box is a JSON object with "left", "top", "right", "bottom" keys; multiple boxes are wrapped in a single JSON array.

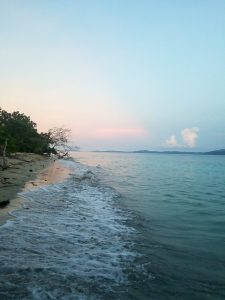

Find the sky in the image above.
[{"left": 0, "top": 0, "right": 225, "bottom": 151}]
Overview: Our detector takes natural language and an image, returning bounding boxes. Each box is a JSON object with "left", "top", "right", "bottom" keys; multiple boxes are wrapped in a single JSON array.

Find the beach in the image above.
[{"left": 0, "top": 153, "right": 70, "bottom": 224}]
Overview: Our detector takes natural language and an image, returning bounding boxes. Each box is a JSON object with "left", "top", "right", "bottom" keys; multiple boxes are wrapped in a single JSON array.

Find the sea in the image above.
[{"left": 0, "top": 152, "right": 224, "bottom": 300}]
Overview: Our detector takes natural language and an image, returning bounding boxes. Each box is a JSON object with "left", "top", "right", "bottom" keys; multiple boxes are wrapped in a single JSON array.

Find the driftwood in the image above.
[{"left": 1, "top": 138, "right": 8, "bottom": 170}]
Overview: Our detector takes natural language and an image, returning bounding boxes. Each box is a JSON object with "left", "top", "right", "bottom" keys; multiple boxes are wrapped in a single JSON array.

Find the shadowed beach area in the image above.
[{"left": 0, "top": 153, "right": 71, "bottom": 224}]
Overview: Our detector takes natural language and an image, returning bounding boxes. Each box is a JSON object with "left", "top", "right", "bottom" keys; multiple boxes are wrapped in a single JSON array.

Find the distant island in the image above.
[
  {"left": 204, "top": 149, "right": 225, "bottom": 155},
  {"left": 92, "top": 149, "right": 225, "bottom": 155}
]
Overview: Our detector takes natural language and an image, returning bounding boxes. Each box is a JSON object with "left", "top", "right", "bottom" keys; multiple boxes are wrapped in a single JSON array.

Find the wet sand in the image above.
[{"left": 0, "top": 153, "right": 71, "bottom": 224}]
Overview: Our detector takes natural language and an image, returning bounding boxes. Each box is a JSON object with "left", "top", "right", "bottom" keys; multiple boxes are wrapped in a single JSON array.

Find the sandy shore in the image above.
[{"left": 0, "top": 153, "right": 71, "bottom": 224}]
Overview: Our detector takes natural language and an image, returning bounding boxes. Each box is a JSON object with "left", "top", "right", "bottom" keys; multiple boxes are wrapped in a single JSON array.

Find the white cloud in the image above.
[
  {"left": 181, "top": 127, "right": 199, "bottom": 148},
  {"left": 165, "top": 135, "right": 182, "bottom": 148},
  {"left": 165, "top": 127, "right": 200, "bottom": 149}
]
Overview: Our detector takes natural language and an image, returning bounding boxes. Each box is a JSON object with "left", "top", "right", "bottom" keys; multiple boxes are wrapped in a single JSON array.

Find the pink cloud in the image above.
[
  {"left": 181, "top": 127, "right": 199, "bottom": 148},
  {"left": 95, "top": 128, "right": 148, "bottom": 139}
]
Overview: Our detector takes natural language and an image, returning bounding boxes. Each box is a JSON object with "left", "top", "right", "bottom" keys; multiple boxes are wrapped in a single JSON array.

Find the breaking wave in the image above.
[{"left": 0, "top": 159, "right": 139, "bottom": 300}]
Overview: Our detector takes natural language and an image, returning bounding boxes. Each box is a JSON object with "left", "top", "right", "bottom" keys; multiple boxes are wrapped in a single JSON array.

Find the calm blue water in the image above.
[{"left": 0, "top": 152, "right": 224, "bottom": 299}]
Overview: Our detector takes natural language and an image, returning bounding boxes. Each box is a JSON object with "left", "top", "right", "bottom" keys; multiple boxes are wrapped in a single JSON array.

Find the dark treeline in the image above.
[{"left": 0, "top": 108, "right": 70, "bottom": 156}]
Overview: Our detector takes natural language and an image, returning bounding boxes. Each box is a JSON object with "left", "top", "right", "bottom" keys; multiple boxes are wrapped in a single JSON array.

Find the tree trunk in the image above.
[{"left": 2, "top": 138, "right": 8, "bottom": 170}]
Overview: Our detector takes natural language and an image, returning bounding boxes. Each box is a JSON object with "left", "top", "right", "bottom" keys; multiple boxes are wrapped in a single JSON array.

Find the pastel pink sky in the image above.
[
  {"left": 1, "top": 77, "right": 149, "bottom": 150},
  {"left": 1, "top": 1, "right": 225, "bottom": 150}
]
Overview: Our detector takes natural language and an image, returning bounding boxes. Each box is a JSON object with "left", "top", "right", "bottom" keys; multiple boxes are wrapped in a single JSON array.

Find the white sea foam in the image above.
[{"left": 0, "top": 159, "right": 137, "bottom": 299}]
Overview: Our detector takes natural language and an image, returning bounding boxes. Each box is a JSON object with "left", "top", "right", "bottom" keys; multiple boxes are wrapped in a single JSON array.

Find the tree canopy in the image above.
[
  {"left": 0, "top": 108, "right": 71, "bottom": 156},
  {"left": 48, "top": 127, "right": 71, "bottom": 158}
]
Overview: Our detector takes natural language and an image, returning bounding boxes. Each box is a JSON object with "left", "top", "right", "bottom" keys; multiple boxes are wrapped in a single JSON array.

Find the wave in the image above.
[{"left": 0, "top": 159, "right": 139, "bottom": 299}]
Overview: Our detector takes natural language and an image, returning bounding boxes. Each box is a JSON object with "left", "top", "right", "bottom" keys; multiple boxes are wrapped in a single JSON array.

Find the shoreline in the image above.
[{"left": 0, "top": 153, "right": 71, "bottom": 225}]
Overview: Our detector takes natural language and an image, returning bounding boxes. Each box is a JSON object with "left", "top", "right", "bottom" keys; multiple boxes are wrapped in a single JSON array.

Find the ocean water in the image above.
[{"left": 0, "top": 152, "right": 225, "bottom": 299}]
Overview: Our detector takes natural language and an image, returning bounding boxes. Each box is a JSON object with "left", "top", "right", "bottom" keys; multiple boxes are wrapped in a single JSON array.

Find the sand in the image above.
[{"left": 0, "top": 153, "right": 71, "bottom": 224}]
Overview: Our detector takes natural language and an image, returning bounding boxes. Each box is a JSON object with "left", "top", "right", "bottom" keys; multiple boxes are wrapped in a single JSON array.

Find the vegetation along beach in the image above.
[
  {"left": 1, "top": 1, "right": 225, "bottom": 299},
  {"left": 0, "top": 108, "right": 71, "bottom": 220}
]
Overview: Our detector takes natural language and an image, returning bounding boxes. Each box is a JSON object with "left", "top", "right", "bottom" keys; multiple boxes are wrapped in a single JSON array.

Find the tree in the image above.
[
  {"left": 0, "top": 108, "right": 38, "bottom": 153},
  {"left": 48, "top": 127, "right": 72, "bottom": 158},
  {"left": 0, "top": 108, "right": 75, "bottom": 162},
  {"left": 0, "top": 108, "right": 51, "bottom": 155}
]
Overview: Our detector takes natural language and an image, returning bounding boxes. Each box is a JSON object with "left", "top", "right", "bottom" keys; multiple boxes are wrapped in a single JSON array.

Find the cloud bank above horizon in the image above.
[{"left": 165, "top": 128, "right": 200, "bottom": 149}]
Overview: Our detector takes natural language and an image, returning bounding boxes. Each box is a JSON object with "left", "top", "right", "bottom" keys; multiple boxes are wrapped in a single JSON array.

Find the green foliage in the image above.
[{"left": 0, "top": 108, "right": 53, "bottom": 155}]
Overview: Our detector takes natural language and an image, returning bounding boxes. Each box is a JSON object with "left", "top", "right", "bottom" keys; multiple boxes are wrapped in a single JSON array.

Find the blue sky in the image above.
[{"left": 0, "top": 0, "right": 225, "bottom": 150}]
